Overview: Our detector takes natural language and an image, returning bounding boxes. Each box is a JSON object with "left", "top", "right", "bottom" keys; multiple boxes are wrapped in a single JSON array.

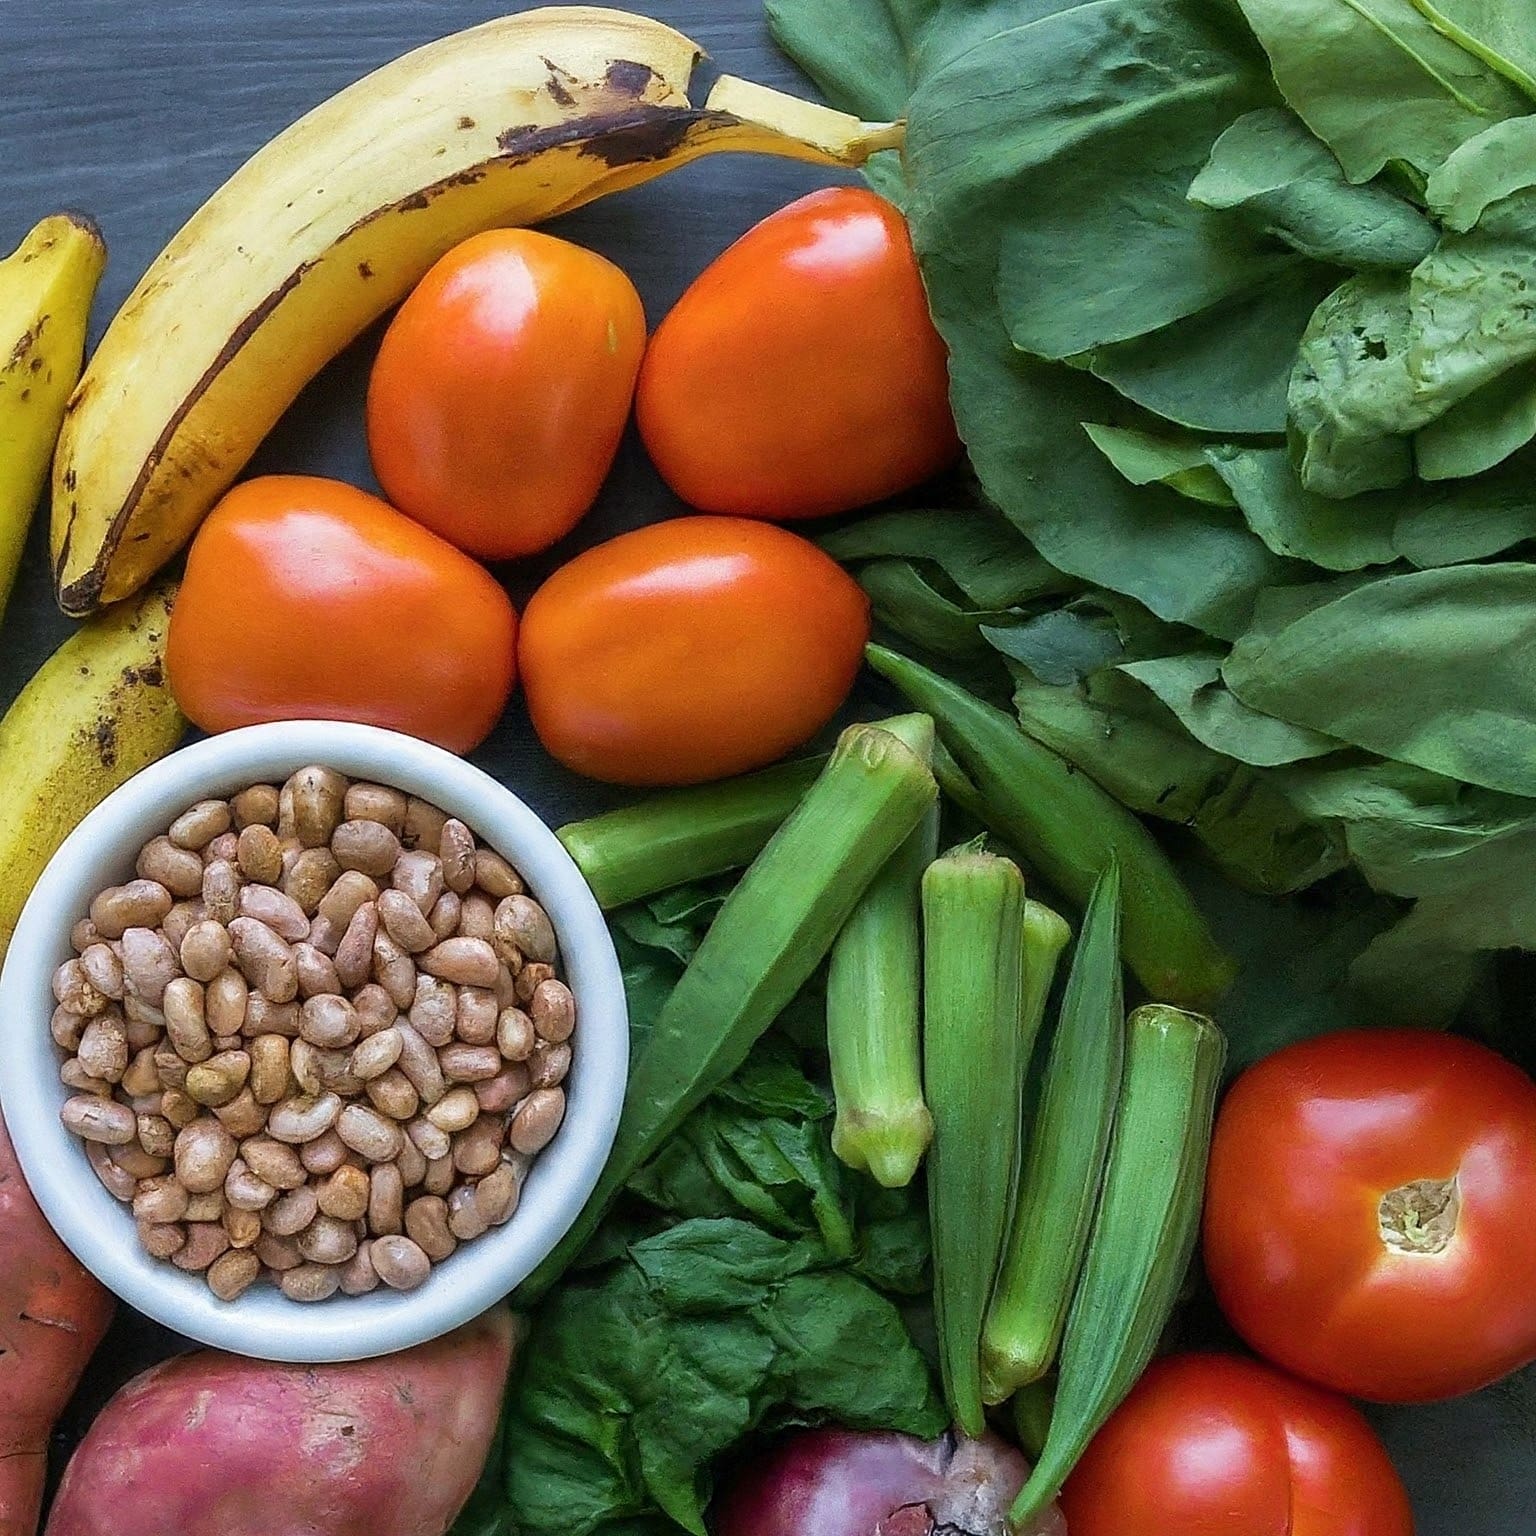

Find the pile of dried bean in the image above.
[{"left": 52, "top": 766, "right": 574, "bottom": 1302}]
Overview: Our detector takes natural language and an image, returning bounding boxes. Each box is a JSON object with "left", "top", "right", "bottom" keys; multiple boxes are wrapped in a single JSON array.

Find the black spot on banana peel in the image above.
[{"left": 49, "top": 10, "right": 901, "bottom": 617}]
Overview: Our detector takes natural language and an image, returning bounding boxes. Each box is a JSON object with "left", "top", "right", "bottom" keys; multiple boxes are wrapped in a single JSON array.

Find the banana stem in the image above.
[{"left": 705, "top": 74, "right": 904, "bottom": 163}]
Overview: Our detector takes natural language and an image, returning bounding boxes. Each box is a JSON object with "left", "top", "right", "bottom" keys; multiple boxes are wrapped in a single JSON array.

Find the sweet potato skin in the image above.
[
  {"left": 0, "top": 1112, "right": 113, "bottom": 1536},
  {"left": 45, "top": 1306, "right": 514, "bottom": 1536}
]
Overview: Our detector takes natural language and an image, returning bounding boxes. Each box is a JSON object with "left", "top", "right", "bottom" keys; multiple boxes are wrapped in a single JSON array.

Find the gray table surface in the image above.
[{"left": 3, "top": 2, "right": 1531, "bottom": 1529}]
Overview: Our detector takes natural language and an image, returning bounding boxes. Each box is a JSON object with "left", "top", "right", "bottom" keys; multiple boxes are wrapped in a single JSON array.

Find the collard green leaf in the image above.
[
  {"left": 1224, "top": 563, "right": 1536, "bottom": 795},
  {"left": 1189, "top": 108, "right": 1438, "bottom": 269},
  {"left": 1085, "top": 262, "right": 1339, "bottom": 434},
  {"left": 1010, "top": 664, "right": 1346, "bottom": 893},
  {"left": 857, "top": 558, "right": 1003, "bottom": 657},
  {"left": 1119, "top": 651, "right": 1341, "bottom": 766},
  {"left": 1425, "top": 115, "right": 1536, "bottom": 231},
  {"left": 1403, "top": 0, "right": 1536, "bottom": 100},
  {"left": 1416, "top": 361, "right": 1536, "bottom": 478},
  {"left": 1234, "top": 0, "right": 1528, "bottom": 183},
  {"left": 972, "top": 0, "right": 1280, "bottom": 360},
  {"left": 762, "top": 0, "right": 912, "bottom": 119},
  {"left": 1082, "top": 424, "right": 1236, "bottom": 506},
  {"left": 982, "top": 610, "right": 1127, "bottom": 686}
]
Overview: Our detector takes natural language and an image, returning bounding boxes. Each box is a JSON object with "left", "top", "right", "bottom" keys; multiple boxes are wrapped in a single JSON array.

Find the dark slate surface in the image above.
[{"left": 1, "top": 2, "right": 1528, "bottom": 1528}]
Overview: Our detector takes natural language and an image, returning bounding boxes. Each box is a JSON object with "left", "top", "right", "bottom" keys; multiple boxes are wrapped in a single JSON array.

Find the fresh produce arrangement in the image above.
[
  {"left": 1, "top": 1, "right": 1534, "bottom": 1533},
  {"left": 51, "top": 767, "right": 569, "bottom": 1302}
]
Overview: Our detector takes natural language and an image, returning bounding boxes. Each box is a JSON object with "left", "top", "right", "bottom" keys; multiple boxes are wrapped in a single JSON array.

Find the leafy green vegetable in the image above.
[
  {"left": 1415, "top": 361, "right": 1536, "bottom": 477},
  {"left": 1234, "top": 0, "right": 1529, "bottom": 182},
  {"left": 503, "top": 1219, "right": 944, "bottom": 1536},
  {"left": 1224, "top": 564, "right": 1536, "bottom": 795},
  {"left": 1402, "top": 0, "right": 1536, "bottom": 101},
  {"left": 1082, "top": 424, "right": 1236, "bottom": 506},
  {"left": 1085, "top": 263, "right": 1340, "bottom": 434},
  {"left": 1188, "top": 108, "right": 1438, "bottom": 268},
  {"left": 1426, "top": 115, "right": 1536, "bottom": 230}
]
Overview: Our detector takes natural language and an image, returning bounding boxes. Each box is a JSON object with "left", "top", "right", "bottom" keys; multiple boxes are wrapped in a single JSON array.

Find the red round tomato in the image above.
[
  {"left": 1204, "top": 1029, "right": 1536, "bottom": 1402},
  {"left": 167, "top": 475, "right": 517, "bottom": 753},
  {"left": 636, "top": 187, "right": 958, "bottom": 520},
  {"left": 517, "top": 515, "right": 869, "bottom": 785},
  {"left": 367, "top": 228, "right": 646, "bottom": 560},
  {"left": 1060, "top": 1354, "right": 1414, "bottom": 1536}
]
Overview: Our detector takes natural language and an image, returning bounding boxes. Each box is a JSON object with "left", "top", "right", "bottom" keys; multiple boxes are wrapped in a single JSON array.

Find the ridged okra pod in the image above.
[
  {"left": 922, "top": 845, "right": 1028, "bottom": 1438},
  {"left": 866, "top": 644, "right": 1235, "bottom": 1009},
  {"left": 828, "top": 713, "right": 939, "bottom": 1189},
  {"left": 982, "top": 864, "right": 1123, "bottom": 1402},
  {"left": 1011, "top": 1003, "right": 1228, "bottom": 1525},
  {"left": 556, "top": 755, "right": 826, "bottom": 909},
  {"left": 520, "top": 721, "right": 938, "bottom": 1300}
]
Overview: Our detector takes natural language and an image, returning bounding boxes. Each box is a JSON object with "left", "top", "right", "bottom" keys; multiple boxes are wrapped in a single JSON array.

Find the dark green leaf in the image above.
[
  {"left": 1188, "top": 108, "right": 1438, "bottom": 269},
  {"left": 1425, "top": 116, "right": 1536, "bottom": 231},
  {"left": 1416, "top": 361, "right": 1536, "bottom": 478},
  {"left": 1224, "top": 564, "right": 1536, "bottom": 795},
  {"left": 1402, "top": 0, "right": 1536, "bottom": 100},
  {"left": 1086, "top": 262, "right": 1339, "bottom": 434},
  {"left": 1082, "top": 424, "right": 1236, "bottom": 506},
  {"left": 1118, "top": 651, "right": 1341, "bottom": 765},
  {"left": 1234, "top": 0, "right": 1529, "bottom": 182}
]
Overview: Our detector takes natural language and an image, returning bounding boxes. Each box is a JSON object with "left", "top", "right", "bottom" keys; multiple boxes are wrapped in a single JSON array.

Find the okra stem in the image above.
[
  {"left": 982, "top": 865, "right": 1123, "bottom": 1403},
  {"left": 866, "top": 644, "right": 1236, "bottom": 1009},
  {"left": 923, "top": 847, "right": 1029, "bottom": 1439},
  {"left": 829, "top": 716, "right": 938, "bottom": 1189},
  {"left": 1011, "top": 1003, "right": 1228, "bottom": 1524},
  {"left": 520, "top": 722, "right": 938, "bottom": 1301},
  {"left": 555, "top": 756, "right": 827, "bottom": 909}
]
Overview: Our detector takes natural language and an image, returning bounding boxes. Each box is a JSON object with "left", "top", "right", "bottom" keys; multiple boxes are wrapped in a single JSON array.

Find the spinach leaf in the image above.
[
  {"left": 818, "top": 506, "right": 1069, "bottom": 609},
  {"left": 1426, "top": 116, "right": 1536, "bottom": 230},
  {"left": 1415, "top": 362, "right": 1536, "bottom": 478},
  {"left": 1224, "top": 563, "right": 1536, "bottom": 796},
  {"left": 503, "top": 1219, "right": 945, "bottom": 1536},
  {"left": 1209, "top": 441, "right": 1536, "bottom": 568},
  {"left": 1084, "top": 262, "right": 1338, "bottom": 434},
  {"left": 1118, "top": 651, "right": 1341, "bottom": 766},
  {"left": 1189, "top": 108, "right": 1438, "bottom": 269},
  {"left": 1403, "top": 0, "right": 1536, "bottom": 100},
  {"left": 1234, "top": 0, "right": 1528, "bottom": 182},
  {"left": 969, "top": 0, "right": 1281, "bottom": 360},
  {"left": 1010, "top": 663, "right": 1346, "bottom": 893},
  {"left": 1082, "top": 424, "right": 1236, "bottom": 506},
  {"left": 856, "top": 558, "right": 1008, "bottom": 657}
]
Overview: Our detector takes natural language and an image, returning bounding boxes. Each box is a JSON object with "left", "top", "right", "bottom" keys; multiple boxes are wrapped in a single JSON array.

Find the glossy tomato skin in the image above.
[
  {"left": 167, "top": 476, "right": 517, "bottom": 753},
  {"left": 1204, "top": 1029, "right": 1536, "bottom": 1403},
  {"left": 367, "top": 229, "right": 646, "bottom": 560},
  {"left": 518, "top": 515, "right": 869, "bottom": 785},
  {"left": 1061, "top": 1355, "right": 1413, "bottom": 1536},
  {"left": 636, "top": 187, "right": 959, "bottom": 520}
]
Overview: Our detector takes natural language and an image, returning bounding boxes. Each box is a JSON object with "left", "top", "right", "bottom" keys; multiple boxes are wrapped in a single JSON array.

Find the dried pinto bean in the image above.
[
  {"left": 266, "top": 1092, "right": 342, "bottom": 1145},
  {"left": 370, "top": 1234, "right": 430, "bottom": 1290},
  {"left": 206, "top": 968, "right": 249, "bottom": 1037},
  {"left": 86, "top": 1140, "right": 138, "bottom": 1200},
  {"left": 90, "top": 880, "right": 173, "bottom": 940},
  {"left": 473, "top": 849, "right": 522, "bottom": 900},
  {"left": 294, "top": 942, "right": 340, "bottom": 999},
  {"left": 475, "top": 1065, "right": 531, "bottom": 1115},
  {"left": 339, "top": 1244, "right": 381, "bottom": 1295},
  {"left": 285, "top": 847, "right": 342, "bottom": 916},
  {"left": 317, "top": 1164, "right": 370, "bottom": 1222},
  {"left": 392, "top": 851, "right": 444, "bottom": 914},
  {"left": 368, "top": 1164, "right": 405, "bottom": 1236},
  {"left": 281, "top": 1263, "right": 341, "bottom": 1302},
  {"left": 137, "top": 836, "right": 206, "bottom": 899},
  {"left": 236, "top": 824, "right": 284, "bottom": 885},
  {"left": 299, "top": 1128, "right": 350, "bottom": 1176},
  {"left": 171, "top": 1223, "right": 231, "bottom": 1272},
  {"left": 332, "top": 819, "right": 402, "bottom": 877},
  {"left": 238, "top": 883, "right": 310, "bottom": 942},
  {"left": 494, "top": 895, "right": 556, "bottom": 965},
  {"left": 439, "top": 820, "right": 476, "bottom": 894},
  {"left": 419, "top": 937, "right": 498, "bottom": 988},
  {"left": 457, "top": 893, "right": 496, "bottom": 942},
  {"left": 404, "top": 1196, "right": 456, "bottom": 1262},
  {"left": 345, "top": 782, "right": 407, "bottom": 834},
  {"left": 377, "top": 888, "right": 435, "bottom": 953},
  {"left": 61, "top": 1095, "right": 135, "bottom": 1144},
  {"left": 207, "top": 1247, "right": 261, "bottom": 1300},
  {"left": 171, "top": 799, "right": 233, "bottom": 850},
  {"left": 290, "top": 766, "right": 347, "bottom": 848},
  {"left": 509, "top": 1088, "right": 566, "bottom": 1155}
]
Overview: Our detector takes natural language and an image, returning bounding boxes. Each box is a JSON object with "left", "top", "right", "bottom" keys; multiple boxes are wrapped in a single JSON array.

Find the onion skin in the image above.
[{"left": 712, "top": 1428, "right": 1066, "bottom": 1536}]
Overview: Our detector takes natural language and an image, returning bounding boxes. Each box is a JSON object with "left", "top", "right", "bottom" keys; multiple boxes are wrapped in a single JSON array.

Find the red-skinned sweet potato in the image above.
[
  {"left": 0, "top": 1111, "right": 113, "bottom": 1536},
  {"left": 45, "top": 1305, "right": 514, "bottom": 1536}
]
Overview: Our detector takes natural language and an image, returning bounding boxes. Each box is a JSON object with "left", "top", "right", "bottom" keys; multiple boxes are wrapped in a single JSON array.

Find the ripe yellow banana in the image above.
[
  {"left": 50, "top": 5, "right": 902, "bottom": 614},
  {"left": 0, "top": 584, "right": 184, "bottom": 955},
  {"left": 0, "top": 213, "right": 105, "bottom": 616}
]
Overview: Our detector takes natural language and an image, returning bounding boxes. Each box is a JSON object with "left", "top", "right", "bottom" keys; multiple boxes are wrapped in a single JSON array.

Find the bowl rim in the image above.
[{"left": 0, "top": 719, "right": 627, "bottom": 1362}]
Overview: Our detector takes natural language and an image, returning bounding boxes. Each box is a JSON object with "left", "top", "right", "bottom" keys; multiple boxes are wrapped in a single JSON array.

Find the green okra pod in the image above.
[
  {"left": 828, "top": 713, "right": 939, "bottom": 1189},
  {"left": 922, "top": 845, "right": 1029, "bottom": 1438},
  {"left": 556, "top": 755, "right": 826, "bottom": 909},
  {"left": 982, "top": 864, "right": 1124, "bottom": 1402},
  {"left": 865, "top": 644, "right": 1235, "bottom": 1009},
  {"left": 1011, "top": 1003, "right": 1229, "bottom": 1525},
  {"left": 521, "top": 721, "right": 938, "bottom": 1301}
]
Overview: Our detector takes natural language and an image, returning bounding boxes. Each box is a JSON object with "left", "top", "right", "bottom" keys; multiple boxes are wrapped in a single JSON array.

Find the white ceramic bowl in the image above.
[{"left": 0, "top": 720, "right": 627, "bottom": 1362}]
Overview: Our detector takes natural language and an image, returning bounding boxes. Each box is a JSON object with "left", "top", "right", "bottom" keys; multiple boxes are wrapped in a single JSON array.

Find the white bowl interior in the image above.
[{"left": 0, "top": 721, "right": 627, "bottom": 1362}]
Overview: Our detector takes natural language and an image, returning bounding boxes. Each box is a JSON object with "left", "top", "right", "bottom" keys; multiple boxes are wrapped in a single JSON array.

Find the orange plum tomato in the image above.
[
  {"left": 366, "top": 229, "right": 646, "bottom": 560},
  {"left": 1203, "top": 1028, "right": 1536, "bottom": 1403},
  {"left": 517, "top": 515, "right": 870, "bottom": 786},
  {"left": 166, "top": 475, "right": 517, "bottom": 753},
  {"left": 636, "top": 187, "right": 959, "bottom": 520},
  {"left": 1060, "top": 1354, "right": 1414, "bottom": 1536}
]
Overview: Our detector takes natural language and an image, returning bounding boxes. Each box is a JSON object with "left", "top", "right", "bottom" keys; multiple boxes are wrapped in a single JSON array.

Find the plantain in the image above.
[
  {"left": 50, "top": 6, "right": 902, "bottom": 614},
  {"left": 0, "top": 585, "right": 185, "bottom": 954},
  {"left": 0, "top": 213, "right": 105, "bottom": 618}
]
